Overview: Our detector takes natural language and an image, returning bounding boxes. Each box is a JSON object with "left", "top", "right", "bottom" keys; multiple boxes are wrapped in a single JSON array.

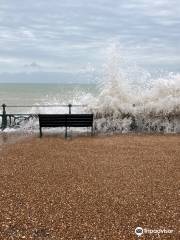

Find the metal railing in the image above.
[{"left": 0, "top": 103, "right": 87, "bottom": 130}]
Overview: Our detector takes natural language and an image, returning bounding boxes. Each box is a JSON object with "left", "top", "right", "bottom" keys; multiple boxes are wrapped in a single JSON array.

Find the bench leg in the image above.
[
  {"left": 91, "top": 126, "right": 94, "bottom": 136},
  {"left": 39, "top": 127, "right": 42, "bottom": 138},
  {"left": 65, "top": 126, "right": 67, "bottom": 139}
]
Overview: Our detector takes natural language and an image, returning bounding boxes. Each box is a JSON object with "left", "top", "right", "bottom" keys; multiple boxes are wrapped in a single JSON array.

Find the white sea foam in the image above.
[
  {"left": 1, "top": 44, "right": 180, "bottom": 134},
  {"left": 85, "top": 44, "right": 180, "bottom": 133}
]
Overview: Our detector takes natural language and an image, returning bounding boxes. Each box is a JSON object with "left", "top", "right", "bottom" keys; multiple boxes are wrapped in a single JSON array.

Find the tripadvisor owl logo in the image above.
[{"left": 135, "top": 227, "right": 143, "bottom": 237}]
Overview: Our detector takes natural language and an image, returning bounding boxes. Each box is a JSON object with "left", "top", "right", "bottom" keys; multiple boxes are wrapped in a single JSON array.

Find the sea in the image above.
[
  {"left": 1, "top": 52, "right": 180, "bottom": 136},
  {"left": 0, "top": 83, "right": 97, "bottom": 113}
]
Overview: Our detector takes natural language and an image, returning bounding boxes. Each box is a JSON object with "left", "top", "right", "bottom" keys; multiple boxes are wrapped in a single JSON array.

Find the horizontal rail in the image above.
[
  {"left": 0, "top": 114, "right": 37, "bottom": 116},
  {"left": 3, "top": 104, "right": 87, "bottom": 108}
]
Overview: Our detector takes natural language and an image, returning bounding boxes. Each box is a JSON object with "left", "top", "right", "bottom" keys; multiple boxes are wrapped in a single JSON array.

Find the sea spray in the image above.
[
  {"left": 1, "top": 45, "right": 180, "bottom": 134},
  {"left": 89, "top": 45, "right": 180, "bottom": 133}
]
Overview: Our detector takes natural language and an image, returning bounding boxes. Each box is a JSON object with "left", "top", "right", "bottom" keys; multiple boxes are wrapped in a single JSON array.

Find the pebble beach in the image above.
[{"left": 0, "top": 134, "right": 179, "bottom": 239}]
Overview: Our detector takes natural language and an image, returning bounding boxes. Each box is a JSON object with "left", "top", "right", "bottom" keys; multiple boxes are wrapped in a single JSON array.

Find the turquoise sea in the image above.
[
  {"left": 0, "top": 76, "right": 180, "bottom": 134},
  {"left": 0, "top": 83, "right": 98, "bottom": 113}
]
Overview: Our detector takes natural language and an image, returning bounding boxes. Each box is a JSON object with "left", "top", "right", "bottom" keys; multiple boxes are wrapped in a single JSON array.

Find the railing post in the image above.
[
  {"left": 1, "top": 104, "right": 7, "bottom": 130},
  {"left": 68, "top": 104, "right": 72, "bottom": 114}
]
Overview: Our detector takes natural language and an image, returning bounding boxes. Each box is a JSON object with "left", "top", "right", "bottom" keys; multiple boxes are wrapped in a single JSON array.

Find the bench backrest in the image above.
[{"left": 39, "top": 114, "right": 93, "bottom": 127}]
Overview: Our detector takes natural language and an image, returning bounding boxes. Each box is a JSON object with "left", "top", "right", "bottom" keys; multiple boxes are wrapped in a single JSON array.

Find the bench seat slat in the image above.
[{"left": 40, "top": 124, "right": 66, "bottom": 127}]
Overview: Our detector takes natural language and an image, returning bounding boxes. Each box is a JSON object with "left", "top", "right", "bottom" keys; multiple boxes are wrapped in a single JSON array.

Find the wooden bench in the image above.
[{"left": 38, "top": 114, "right": 94, "bottom": 138}]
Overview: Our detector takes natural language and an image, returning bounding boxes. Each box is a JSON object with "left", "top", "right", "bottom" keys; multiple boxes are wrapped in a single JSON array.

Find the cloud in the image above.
[
  {"left": 0, "top": 0, "right": 180, "bottom": 79},
  {"left": 24, "top": 62, "right": 41, "bottom": 68}
]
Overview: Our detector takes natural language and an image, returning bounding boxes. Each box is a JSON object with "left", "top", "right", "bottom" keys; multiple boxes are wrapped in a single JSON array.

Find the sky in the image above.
[{"left": 0, "top": 0, "right": 180, "bottom": 82}]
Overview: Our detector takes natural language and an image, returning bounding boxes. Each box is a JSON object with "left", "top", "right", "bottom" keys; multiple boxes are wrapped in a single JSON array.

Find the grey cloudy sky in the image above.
[{"left": 0, "top": 0, "right": 180, "bottom": 82}]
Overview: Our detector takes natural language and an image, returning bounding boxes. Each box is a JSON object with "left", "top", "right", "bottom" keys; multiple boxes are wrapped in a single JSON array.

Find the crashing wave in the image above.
[{"left": 1, "top": 44, "right": 180, "bottom": 134}]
